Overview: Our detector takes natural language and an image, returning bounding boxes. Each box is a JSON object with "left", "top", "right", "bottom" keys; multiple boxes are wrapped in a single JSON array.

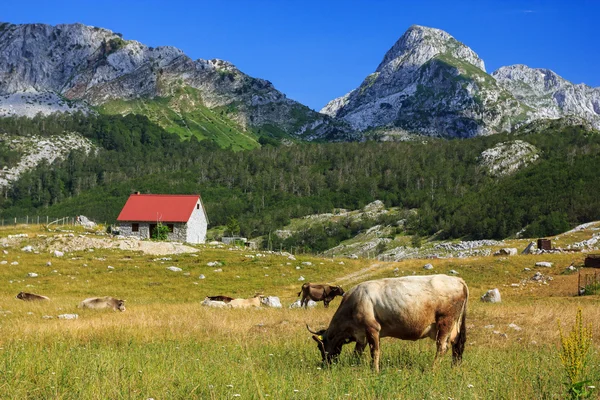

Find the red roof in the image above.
[{"left": 117, "top": 194, "right": 202, "bottom": 223}]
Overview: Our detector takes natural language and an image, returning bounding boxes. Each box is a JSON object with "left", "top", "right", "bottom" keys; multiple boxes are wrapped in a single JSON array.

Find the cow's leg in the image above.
[
  {"left": 433, "top": 315, "right": 453, "bottom": 366},
  {"left": 365, "top": 324, "right": 381, "bottom": 373},
  {"left": 354, "top": 340, "right": 367, "bottom": 357},
  {"left": 323, "top": 300, "right": 329, "bottom": 308}
]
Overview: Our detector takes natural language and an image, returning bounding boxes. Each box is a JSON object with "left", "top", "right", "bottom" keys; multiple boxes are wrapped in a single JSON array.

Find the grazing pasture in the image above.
[{"left": 0, "top": 225, "right": 598, "bottom": 399}]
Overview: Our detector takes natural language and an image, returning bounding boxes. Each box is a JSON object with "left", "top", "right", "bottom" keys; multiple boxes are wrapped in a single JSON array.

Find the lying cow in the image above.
[
  {"left": 78, "top": 296, "right": 126, "bottom": 312},
  {"left": 308, "top": 275, "right": 468, "bottom": 372},
  {"left": 298, "top": 283, "right": 344, "bottom": 308},
  {"left": 206, "top": 295, "right": 234, "bottom": 303},
  {"left": 202, "top": 297, "right": 232, "bottom": 308},
  {"left": 229, "top": 294, "right": 264, "bottom": 309},
  {"left": 16, "top": 291, "right": 50, "bottom": 301}
]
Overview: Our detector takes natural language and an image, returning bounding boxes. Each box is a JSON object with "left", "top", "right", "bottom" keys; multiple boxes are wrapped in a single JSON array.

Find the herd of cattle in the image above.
[{"left": 14, "top": 274, "right": 469, "bottom": 371}]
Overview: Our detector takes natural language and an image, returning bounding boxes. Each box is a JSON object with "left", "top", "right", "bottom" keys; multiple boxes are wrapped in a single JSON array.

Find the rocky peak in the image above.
[
  {"left": 376, "top": 25, "right": 485, "bottom": 73},
  {"left": 321, "top": 25, "right": 514, "bottom": 136}
]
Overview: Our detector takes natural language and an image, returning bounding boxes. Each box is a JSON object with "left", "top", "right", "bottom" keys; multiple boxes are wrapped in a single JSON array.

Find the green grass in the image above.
[
  {"left": 98, "top": 86, "right": 260, "bottom": 151},
  {"left": 0, "top": 225, "right": 599, "bottom": 399}
]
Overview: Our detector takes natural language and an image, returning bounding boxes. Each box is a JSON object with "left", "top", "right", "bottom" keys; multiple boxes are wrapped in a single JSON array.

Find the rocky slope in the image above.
[
  {"left": 0, "top": 132, "right": 95, "bottom": 189},
  {"left": 0, "top": 22, "right": 349, "bottom": 145},
  {"left": 322, "top": 25, "right": 600, "bottom": 138},
  {"left": 492, "top": 64, "right": 600, "bottom": 128}
]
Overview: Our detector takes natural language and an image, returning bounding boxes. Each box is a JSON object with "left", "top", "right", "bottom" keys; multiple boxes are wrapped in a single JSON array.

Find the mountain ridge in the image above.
[{"left": 0, "top": 21, "right": 350, "bottom": 147}]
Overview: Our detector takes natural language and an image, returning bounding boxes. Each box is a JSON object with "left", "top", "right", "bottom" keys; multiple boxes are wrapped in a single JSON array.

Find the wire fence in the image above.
[{"left": 0, "top": 216, "right": 100, "bottom": 227}]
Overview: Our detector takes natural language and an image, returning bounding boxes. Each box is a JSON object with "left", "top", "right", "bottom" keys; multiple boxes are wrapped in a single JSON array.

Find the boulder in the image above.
[
  {"left": 423, "top": 263, "right": 434, "bottom": 270},
  {"left": 58, "top": 314, "right": 78, "bottom": 320},
  {"left": 535, "top": 262, "right": 553, "bottom": 268},
  {"left": 46, "top": 261, "right": 52, "bottom": 267},
  {"left": 201, "top": 298, "right": 231, "bottom": 308},
  {"left": 21, "top": 245, "right": 34, "bottom": 252},
  {"left": 53, "top": 250, "right": 64, "bottom": 257},
  {"left": 481, "top": 288, "right": 501, "bottom": 303},
  {"left": 207, "top": 261, "right": 221, "bottom": 267},
  {"left": 448, "top": 270, "right": 459, "bottom": 275},
  {"left": 261, "top": 296, "right": 282, "bottom": 308},
  {"left": 76, "top": 215, "right": 96, "bottom": 229},
  {"left": 166, "top": 266, "right": 182, "bottom": 272},
  {"left": 289, "top": 299, "right": 317, "bottom": 309},
  {"left": 298, "top": 276, "right": 305, "bottom": 281},
  {"left": 494, "top": 248, "right": 517, "bottom": 256},
  {"left": 198, "top": 274, "right": 206, "bottom": 279},
  {"left": 27, "top": 272, "right": 38, "bottom": 278}
]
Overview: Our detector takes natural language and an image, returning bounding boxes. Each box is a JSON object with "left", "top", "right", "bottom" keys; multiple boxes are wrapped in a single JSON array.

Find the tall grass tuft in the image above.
[{"left": 558, "top": 308, "right": 594, "bottom": 399}]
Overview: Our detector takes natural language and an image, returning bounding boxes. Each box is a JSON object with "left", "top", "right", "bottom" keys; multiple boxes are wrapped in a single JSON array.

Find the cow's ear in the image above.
[{"left": 344, "top": 338, "right": 351, "bottom": 344}]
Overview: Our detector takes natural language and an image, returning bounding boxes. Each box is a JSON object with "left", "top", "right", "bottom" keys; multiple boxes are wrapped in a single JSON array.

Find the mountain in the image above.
[
  {"left": 0, "top": 22, "right": 349, "bottom": 149},
  {"left": 492, "top": 64, "right": 600, "bottom": 127},
  {"left": 322, "top": 25, "right": 600, "bottom": 138}
]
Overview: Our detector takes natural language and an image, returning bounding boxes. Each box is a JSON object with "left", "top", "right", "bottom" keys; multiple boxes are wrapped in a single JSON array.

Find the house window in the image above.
[
  {"left": 167, "top": 224, "right": 174, "bottom": 232},
  {"left": 197, "top": 204, "right": 200, "bottom": 209},
  {"left": 132, "top": 223, "right": 139, "bottom": 232}
]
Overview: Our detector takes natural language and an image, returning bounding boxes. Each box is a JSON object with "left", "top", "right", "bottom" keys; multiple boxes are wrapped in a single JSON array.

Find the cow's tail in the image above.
[{"left": 452, "top": 282, "right": 468, "bottom": 365}]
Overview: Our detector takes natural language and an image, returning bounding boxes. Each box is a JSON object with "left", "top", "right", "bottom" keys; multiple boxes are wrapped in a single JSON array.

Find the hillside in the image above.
[
  {"left": 0, "top": 22, "right": 349, "bottom": 148},
  {"left": 0, "top": 114, "right": 598, "bottom": 248}
]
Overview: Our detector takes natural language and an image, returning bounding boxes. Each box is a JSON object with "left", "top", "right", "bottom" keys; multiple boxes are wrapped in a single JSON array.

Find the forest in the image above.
[{"left": 0, "top": 113, "right": 598, "bottom": 250}]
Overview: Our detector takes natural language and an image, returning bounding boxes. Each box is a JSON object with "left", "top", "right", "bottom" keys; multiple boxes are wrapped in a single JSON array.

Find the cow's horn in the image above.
[{"left": 306, "top": 324, "right": 319, "bottom": 334}]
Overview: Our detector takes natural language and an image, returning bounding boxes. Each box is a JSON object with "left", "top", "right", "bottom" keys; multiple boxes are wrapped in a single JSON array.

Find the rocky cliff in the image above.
[
  {"left": 322, "top": 25, "right": 600, "bottom": 137},
  {"left": 492, "top": 64, "right": 600, "bottom": 128},
  {"left": 0, "top": 22, "right": 348, "bottom": 145}
]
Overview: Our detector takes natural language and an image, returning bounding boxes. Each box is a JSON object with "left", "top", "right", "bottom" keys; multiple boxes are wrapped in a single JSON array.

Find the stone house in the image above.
[{"left": 116, "top": 193, "right": 208, "bottom": 244}]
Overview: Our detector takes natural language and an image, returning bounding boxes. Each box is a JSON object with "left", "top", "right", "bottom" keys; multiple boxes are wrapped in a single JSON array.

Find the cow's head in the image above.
[
  {"left": 16, "top": 291, "right": 24, "bottom": 299},
  {"left": 117, "top": 300, "right": 126, "bottom": 312},
  {"left": 332, "top": 286, "right": 345, "bottom": 296},
  {"left": 307, "top": 324, "right": 344, "bottom": 364}
]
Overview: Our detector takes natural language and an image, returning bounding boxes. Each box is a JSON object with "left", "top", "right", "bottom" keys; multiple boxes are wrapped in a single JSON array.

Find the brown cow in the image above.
[
  {"left": 308, "top": 275, "right": 468, "bottom": 372},
  {"left": 297, "top": 283, "right": 344, "bottom": 308},
  {"left": 206, "top": 295, "right": 234, "bottom": 303},
  {"left": 16, "top": 291, "right": 50, "bottom": 301},
  {"left": 78, "top": 296, "right": 126, "bottom": 312}
]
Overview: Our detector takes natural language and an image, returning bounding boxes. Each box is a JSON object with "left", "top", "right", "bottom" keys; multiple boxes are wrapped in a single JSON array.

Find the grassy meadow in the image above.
[{"left": 0, "top": 225, "right": 599, "bottom": 399}]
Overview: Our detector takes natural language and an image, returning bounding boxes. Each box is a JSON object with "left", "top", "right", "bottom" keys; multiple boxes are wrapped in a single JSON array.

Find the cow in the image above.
[
  {"left": 307, "top": 275, "right": 468, "bottom": 373},
  {"left": 202, "top": 297, "right": 232, "bottom": 308},
  {"left": 297, "top": 283, "right": 344, "bottom": 308},
  {"left": 16, "top": 291, "right": 50, "bottom": 301},
  {"left": 229, "top": 294, "right": 264, "bottom": 309},
  {"left": 206, "top": 295, "right": 234, "bottom": 303},
  {"left": 78, "top": 296, "right": 126, "bottom": 312}
]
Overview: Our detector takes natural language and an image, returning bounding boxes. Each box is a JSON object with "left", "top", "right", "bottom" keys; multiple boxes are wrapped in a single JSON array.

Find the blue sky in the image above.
[{"left": 2, "top": 0, "right": 598, "bottom": 110}]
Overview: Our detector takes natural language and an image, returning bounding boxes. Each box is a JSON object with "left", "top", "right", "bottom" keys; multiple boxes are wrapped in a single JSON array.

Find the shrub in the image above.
[
  {"left": 152, "top": 223, "right": 169, "bottom": 241},
  {"left": 558, "top": 308, "right": 595, "bottom": 399}
]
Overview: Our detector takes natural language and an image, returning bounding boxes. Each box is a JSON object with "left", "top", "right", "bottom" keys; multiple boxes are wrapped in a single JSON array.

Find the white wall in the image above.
[{"left": 186, "top": 199, "right": 208, "bottom": 244}]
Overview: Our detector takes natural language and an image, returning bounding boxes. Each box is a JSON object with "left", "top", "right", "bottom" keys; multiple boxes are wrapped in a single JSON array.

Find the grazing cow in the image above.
[
  {"left": 307, "top": 275, "right": 468, "bottom": 372},
  {"left": 206, "top": 295, "right": 234, "bottom": 303},
  {"left": 297, "top": 283, "right": 344, "bottom": 308},
  {"left": 16, "top": 291, "right": 50, "bottom": 301},
  {"left": 229, "top": 294, "right": 264, "bottom": 309},
  {"left": 78, "top": 296, "right": 126, "bottom": 312},
  {"left": 202, "top": 297, "right": 232, "bottom": 308}
]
